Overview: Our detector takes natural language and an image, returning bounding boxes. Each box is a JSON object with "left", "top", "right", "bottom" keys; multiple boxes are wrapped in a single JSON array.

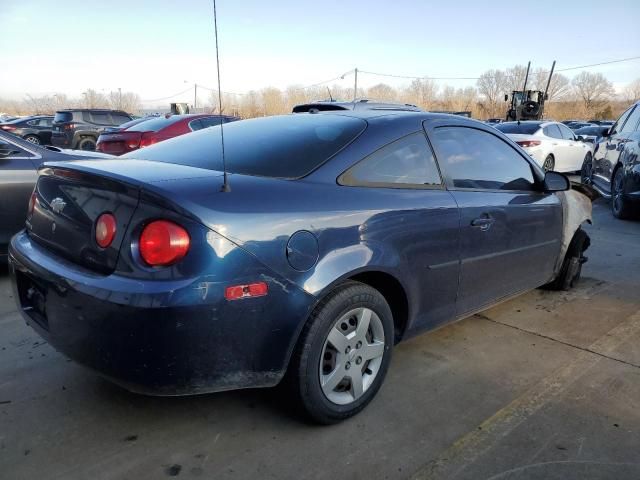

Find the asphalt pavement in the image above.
[{"left": 1, "top": 198, "right": 639, "bottom": 480}]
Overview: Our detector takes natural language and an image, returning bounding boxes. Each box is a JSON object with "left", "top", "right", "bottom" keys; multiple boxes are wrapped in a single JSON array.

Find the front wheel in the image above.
[
  {"left": 612, "top": 166, "right": 635, "bottom": 219},
  {"left": 580, "top": 153, "right": 593, "bottom": 184},
  {"left": 544, "top": 228, "right": 590, "bottom": 291},
  {"left": 290, "top": 282, "right": 394, "bottom": 424}
]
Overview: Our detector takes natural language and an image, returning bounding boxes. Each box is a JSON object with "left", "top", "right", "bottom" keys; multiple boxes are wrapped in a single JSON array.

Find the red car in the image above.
[{"left": 96, "top": 114, "right": 239, "bottom": 155}]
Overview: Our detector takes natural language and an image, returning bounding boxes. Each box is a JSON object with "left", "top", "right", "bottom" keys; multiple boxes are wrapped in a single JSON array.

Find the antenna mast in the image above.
[{"left": 213, "top": 0, "right": 230, "bottom": 192}]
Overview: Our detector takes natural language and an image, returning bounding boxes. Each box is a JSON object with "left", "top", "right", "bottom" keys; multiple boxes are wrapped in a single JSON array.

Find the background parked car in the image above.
[
  {"left": 0, "top": 130, "right": 113, "bottom": 260},
  {"left": 566, "top": 121, "right": 595, "bottom": 130},
  {"left": 96, "top": 114, "right": 239, "bottom": 155},
  {"left": 586, "top": 101, "right": 640, "bottom": 218},
  {"left": 574, "top": 125, "right": 610, "bottom": 144},
  {"left": 0, "top": 115, "right": 54, "bottom": 145},
  {"left": 484, "top": 118, "right": 503, "bottom": 124},
  {"left": 51, "top": 109, "right": 133, "bottom": 151},
  {"left": 588, "top": 120, "right": 615, "bottom": 126},
  {"left": 495, "top": 121, "right": 593, "bottom": 172}
]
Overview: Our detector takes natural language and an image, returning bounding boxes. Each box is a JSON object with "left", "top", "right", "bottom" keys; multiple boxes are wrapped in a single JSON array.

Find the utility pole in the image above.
[
  {"left": 118, "top": 87, "right": 122, "bottom": 110},
  {"left": 194, "top": 83, "right": 198, "bottom": 110},
  {"left": 353, "top": 68, "right": 358, "bottom": 102}
]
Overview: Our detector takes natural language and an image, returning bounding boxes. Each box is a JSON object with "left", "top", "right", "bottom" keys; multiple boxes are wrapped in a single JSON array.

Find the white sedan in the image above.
[{"left": 495, "top": 121, "right": 594, "bottom": 172}]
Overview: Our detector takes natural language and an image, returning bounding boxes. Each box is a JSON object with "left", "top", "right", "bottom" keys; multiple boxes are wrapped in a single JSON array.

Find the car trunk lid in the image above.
[{"left": 27, "top": 166, "right": 140, "bottom": 274}]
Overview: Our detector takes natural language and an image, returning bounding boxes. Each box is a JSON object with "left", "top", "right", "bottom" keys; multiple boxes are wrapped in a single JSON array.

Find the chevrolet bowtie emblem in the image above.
[{"left": 51, "top": 197, "right": 66, "bottom": 214}]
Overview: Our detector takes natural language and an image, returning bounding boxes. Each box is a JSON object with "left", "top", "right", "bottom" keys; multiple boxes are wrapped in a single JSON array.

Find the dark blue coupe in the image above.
[{"left": 9, "top": 111, "right": 591, "bottom": 423}]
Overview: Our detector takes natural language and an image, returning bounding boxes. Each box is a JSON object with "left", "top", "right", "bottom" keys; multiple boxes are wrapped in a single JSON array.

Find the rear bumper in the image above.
[{"left": 9, "top": 230, "right": 315, "bottom": 395}]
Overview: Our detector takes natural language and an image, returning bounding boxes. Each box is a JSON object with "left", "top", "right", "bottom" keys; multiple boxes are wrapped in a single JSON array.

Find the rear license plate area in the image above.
[{"left": 16, "top": 271, "right": 49, "bottom": 330}]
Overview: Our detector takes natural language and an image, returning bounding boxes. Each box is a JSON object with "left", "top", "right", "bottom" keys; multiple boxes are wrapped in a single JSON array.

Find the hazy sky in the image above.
[{"left": 2, "top": 0, "right": 639, "bottom": 106}]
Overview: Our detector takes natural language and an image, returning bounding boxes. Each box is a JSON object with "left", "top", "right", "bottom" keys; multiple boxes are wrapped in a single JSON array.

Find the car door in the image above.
[
  {"left": 593, "top": 105, "right": 635, "bottom": 191},
  {"left": 542, "top": 124, "right": 563, "bottom": 164},
  {"left": 603, "top": 105, "right": 640, "bottom": 184},
  {"left": 0, "top": 137, "right": 39, "bottom": 247},
  {"left": 557, "top": 123, "right": 586, "bottom": 171},
  {"left": 426, "top": 121, "right": 562, "bottom": 317},
  {"left": 38, "top": 117, "right": 53, "bottom": 144},
  {"left": 338, "top": 131, "right": 460, "bottom": 333}
]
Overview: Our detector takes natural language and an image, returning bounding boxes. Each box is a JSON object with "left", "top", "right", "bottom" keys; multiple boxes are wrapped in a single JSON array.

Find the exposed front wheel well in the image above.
[{"left": 349, "top": 271, "right": 409, "bottom": 343}]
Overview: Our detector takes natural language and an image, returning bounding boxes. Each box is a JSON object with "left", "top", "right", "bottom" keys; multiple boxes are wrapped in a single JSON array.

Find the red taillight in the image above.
[
  {"left": 139, "top": 220, "right": 190, "bottom": 266},
  {"left": 225, "top": 282, "right": 269, "bottom": 301},
  {"left": 28, "top": 191, "right": 37, "bottom": 215},
  {"left": 139, "top": 132, "right": 158, "bottom": 148},
  {"left": 1, "top": 125, "right": 16, "bottom": 131},
  {"left": 95, "top": 213, "right": 117, "bottom": 248},
  {"left": 516, "top": 140, "right": 541, "bottom": 148},
  {"left": 63, "top": 123, "right": 76, "bottom": 130}
]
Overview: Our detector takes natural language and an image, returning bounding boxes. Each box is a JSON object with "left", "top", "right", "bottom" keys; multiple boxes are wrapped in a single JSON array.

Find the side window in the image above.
[
  {"left": 0, "top": 140, "right": 33, "bottom": 158},
  {"left": 111, "top": 114, "right": 131, "bottom": 126},
  {"left": 620, "top": 106, "right": 640, "bottom": 134},
  {"left": 558, "top": 124, "right": 576, "bottom": 140},
  {"left": 339, "top": 132, "right": 442, "bottom": 188},
  {"left": 611, "top": 106, "right": 633, "bottom": 135},
  {"left": 26, "top": 119, "right": 39, "bottom": 126},
  {"left": 189, "top": 119, "right": 204, "bottom": 131},
  {"left": 89, "top": 112, "right": 111, "bottom": 125},
  {"left": 432, "top": 126, "right": 535, "bottom": 191},
  {"left": 543, "top": 125, "right": 562, "bottom": 139}
]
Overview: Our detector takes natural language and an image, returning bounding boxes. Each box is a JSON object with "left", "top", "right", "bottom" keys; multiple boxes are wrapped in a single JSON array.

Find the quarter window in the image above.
[
  {"left": 339, "top": 132, "right": 441, "bottom": 188},
  {"left": 432, "top": 126, "right": 535, "bottom": 191}
]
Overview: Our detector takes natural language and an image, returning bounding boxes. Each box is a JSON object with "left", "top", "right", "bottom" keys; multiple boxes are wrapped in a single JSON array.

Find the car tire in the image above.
[
  {"left": 611, "top": 166, "right": 635, "bottom": 219},
  {"left": 289, "top": 281, "right": 394, "bottom": 424},
  {"left": 544, "top": 228, "right": 590, "bottom": 291},
  {"left": 580, "top": 152, "right": 593, "bottom": 184},
  {"left": 77, "top": 137, "right": 96, "bottom": 151},
  {"left": 24, "top": 135, "right": 41, "bottom": 145},
  {"left": 543, "top": 155, "right": 555, "bottom": 172}
]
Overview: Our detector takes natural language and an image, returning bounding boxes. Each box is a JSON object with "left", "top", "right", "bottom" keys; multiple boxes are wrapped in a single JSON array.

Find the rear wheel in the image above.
[
  {"left": 77, "top": 137, "right": 96, "bottom": 151},
  {"left": 289, "top": 282, "right": 393, "bottom": 424},
  {"left": 543, "top": 155, "right": 555, "bottom": 172},
  {"left": 24, "top": 135, "right": 41, "bottom": 145},
  {"left": 612, "top": 166, "right": 635, "bottom": 219},
  {"left": 580, "top": 153, "right": 593, "bottom": 184}
]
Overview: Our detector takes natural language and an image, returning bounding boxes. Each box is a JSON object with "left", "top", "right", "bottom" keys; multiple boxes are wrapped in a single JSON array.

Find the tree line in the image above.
[{"left": 2, "top": 68, "right": 639, "bottom": 121}]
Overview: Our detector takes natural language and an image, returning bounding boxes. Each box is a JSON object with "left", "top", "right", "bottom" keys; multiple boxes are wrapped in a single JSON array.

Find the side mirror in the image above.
[
  {"left": 601, "top": 128, "right": 611, "bottom": 138},
  {"left": 543, "top": 171, "right": 570, "bottom": 192},
  {"left": 576, "top": 135, "right": 585, "bottom": 142}
]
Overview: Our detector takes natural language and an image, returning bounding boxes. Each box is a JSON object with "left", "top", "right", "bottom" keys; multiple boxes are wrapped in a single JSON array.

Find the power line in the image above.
[{"left": 141, "top": 87, "right": 193, "bottom": 103}]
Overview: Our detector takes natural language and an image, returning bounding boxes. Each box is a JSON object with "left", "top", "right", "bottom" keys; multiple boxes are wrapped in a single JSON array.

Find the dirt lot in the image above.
[{"left": 1, "top": 198, "right": 639, "bottom": 480}]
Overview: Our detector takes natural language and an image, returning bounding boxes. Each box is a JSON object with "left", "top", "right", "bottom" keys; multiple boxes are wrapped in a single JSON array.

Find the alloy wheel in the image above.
[
  {"left": 25, "top": 136, "right": 41, "bottom": 145},
  {"left": 613, "top": 168, "right": 625, "bottom": 214},
  {"left": 543, "top": 155, "right": 554, "bottom": 172},
  {"left": 319, "top": 307, "right": 385, "bottom": 405}
]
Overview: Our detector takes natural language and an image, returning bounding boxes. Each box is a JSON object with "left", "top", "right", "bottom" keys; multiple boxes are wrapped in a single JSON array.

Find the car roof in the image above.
[
  {"left": 56, "top": 108, "right": 130, "bottom": 114},
  {"left": 292, "top": 99, "right": 423, "bottom": 113}
]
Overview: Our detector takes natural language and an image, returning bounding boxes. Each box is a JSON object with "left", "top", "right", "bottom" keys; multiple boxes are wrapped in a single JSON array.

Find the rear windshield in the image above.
[
  {"left": 54, "top": 112, "right": 73, "bottom": 123},
  {"left": 125, "top": 115, "right": 185, "bottom": 132},
  {"left": 575, "top": 126, "right": 607, "bottom": 135},
  {"left": 495, "top": 122, "right": 541, "bottom": 135},
  {"left": 123, "top": 114, "right": 367, "bottom": 178}
]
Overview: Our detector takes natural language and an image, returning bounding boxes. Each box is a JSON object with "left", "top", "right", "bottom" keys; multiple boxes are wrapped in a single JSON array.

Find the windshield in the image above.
[
  {"left": 123, "top": 114, "right": 367, "bottom": 178},
  {"left": 495, "top": 122, "right": 541, "bottom": 134}
]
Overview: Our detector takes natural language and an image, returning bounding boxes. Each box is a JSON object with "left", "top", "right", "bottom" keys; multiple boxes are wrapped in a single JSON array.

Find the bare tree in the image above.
[
  {"left": 476, "top": 69, "right": 507, "bottom": 117},
  {"left": 260, "top": 87, "right": 285, "bottom": 116},
  {"left": 82, "top": 89, "right": 108, "bottom": 108},
  {"left": 624, "top": 78, "right": 640, "bottom": 104},
  {"left": 572, "top": 72, "right": 615, "bottom": 113},
  {"left": 366, "top": 83, "right": 397, "bottom": 102},
  {"left": 531, "top": 69, "right": 570, "bottom": 101},
  {"left": 108, "top": 90, "right": 141, "bottom": 113},
  {"left": 505, "top": 65, "right": 529, "bottom": 93},
  {"left": 403, "top": 78, "right": 438, "bottom": 109}
]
